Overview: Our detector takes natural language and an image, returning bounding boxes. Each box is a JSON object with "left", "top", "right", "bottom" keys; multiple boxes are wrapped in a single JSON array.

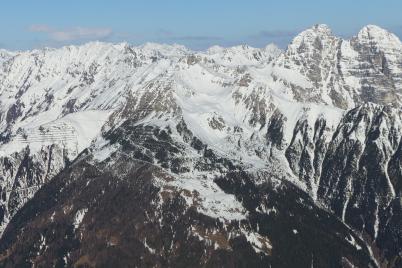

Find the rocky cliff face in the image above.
[
  {"left": 0, "top": 24, "right": 401, "bottom": 267},
  {"left": 0, "top": 144, "right": 70, "bottom": 234}
]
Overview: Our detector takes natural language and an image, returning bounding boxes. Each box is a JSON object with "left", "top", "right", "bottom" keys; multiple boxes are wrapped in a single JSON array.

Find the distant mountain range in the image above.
[{"left": 0, "top": 24, "right": 401, "bottom": 267}]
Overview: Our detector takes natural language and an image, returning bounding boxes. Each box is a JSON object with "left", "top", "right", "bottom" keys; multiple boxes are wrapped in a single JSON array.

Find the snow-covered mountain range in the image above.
[{"left": 0, "top": 24, "right": 401, "bottom": 267}]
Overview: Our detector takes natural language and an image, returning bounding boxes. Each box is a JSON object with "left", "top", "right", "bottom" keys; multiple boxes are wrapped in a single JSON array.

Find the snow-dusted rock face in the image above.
[
  {"left": 0, "top": 42, "right": 187, "bottom": 231},
  {"left": 275, "top": 24, "right": 402, "bottom": 109},
  {"left": 0, "top": 24, "right": 402, "bottom": 267}
]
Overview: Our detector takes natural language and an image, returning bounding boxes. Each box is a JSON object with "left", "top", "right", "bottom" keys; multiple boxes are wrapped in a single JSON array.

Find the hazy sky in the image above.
[{"left": 1, "top": 0, "right": 402, "bottom": 50}]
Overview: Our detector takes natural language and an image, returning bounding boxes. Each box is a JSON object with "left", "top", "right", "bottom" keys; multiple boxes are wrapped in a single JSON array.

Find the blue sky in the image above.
[{"left": 1, "top": 0, "right": 402, "bottom": 50}]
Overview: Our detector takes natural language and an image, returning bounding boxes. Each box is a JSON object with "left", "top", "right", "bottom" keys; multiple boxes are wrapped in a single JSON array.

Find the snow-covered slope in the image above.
[{"left": 0, "top": 24, "right": 402, "bottom": 266}]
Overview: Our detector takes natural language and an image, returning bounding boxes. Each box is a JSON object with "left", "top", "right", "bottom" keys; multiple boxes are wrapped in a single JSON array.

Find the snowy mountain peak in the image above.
[
  {"left": 206, "top": 45, "right": 224, "bottom": 54},
  {"left": 0, "top": 48, "right": 11, "bottom": 56},
  {"left": 356, "top": 25, "right": 402, "bottom": 53},
  {"left": 203, "top": 43, "right": 280, "bottom": 66},
  {"left": 263, "top": 43, "right": 282, "bottom": 55},
  {"left": 138, "top": 42, "right": 190, "bottom": 57},
  {"left": 295, "top": 23, "right": 333, "bottom": 39},
  {"left": 311, "top": 23, "right": 332, "bottom": 34},
  {"left": 287, "top": 23, "right": 337, "bottom": 54},
  {"left": 0, "top": 49, "right": 15, "bottom": 64},
  {"left": 357, "top": 24, "right": 401, "bottom": 46}
]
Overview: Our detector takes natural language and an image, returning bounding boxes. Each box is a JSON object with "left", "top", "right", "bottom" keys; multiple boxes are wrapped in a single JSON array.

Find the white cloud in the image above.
[{"left": 28, "top": 24, "right": 113, "bottom": 42}]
